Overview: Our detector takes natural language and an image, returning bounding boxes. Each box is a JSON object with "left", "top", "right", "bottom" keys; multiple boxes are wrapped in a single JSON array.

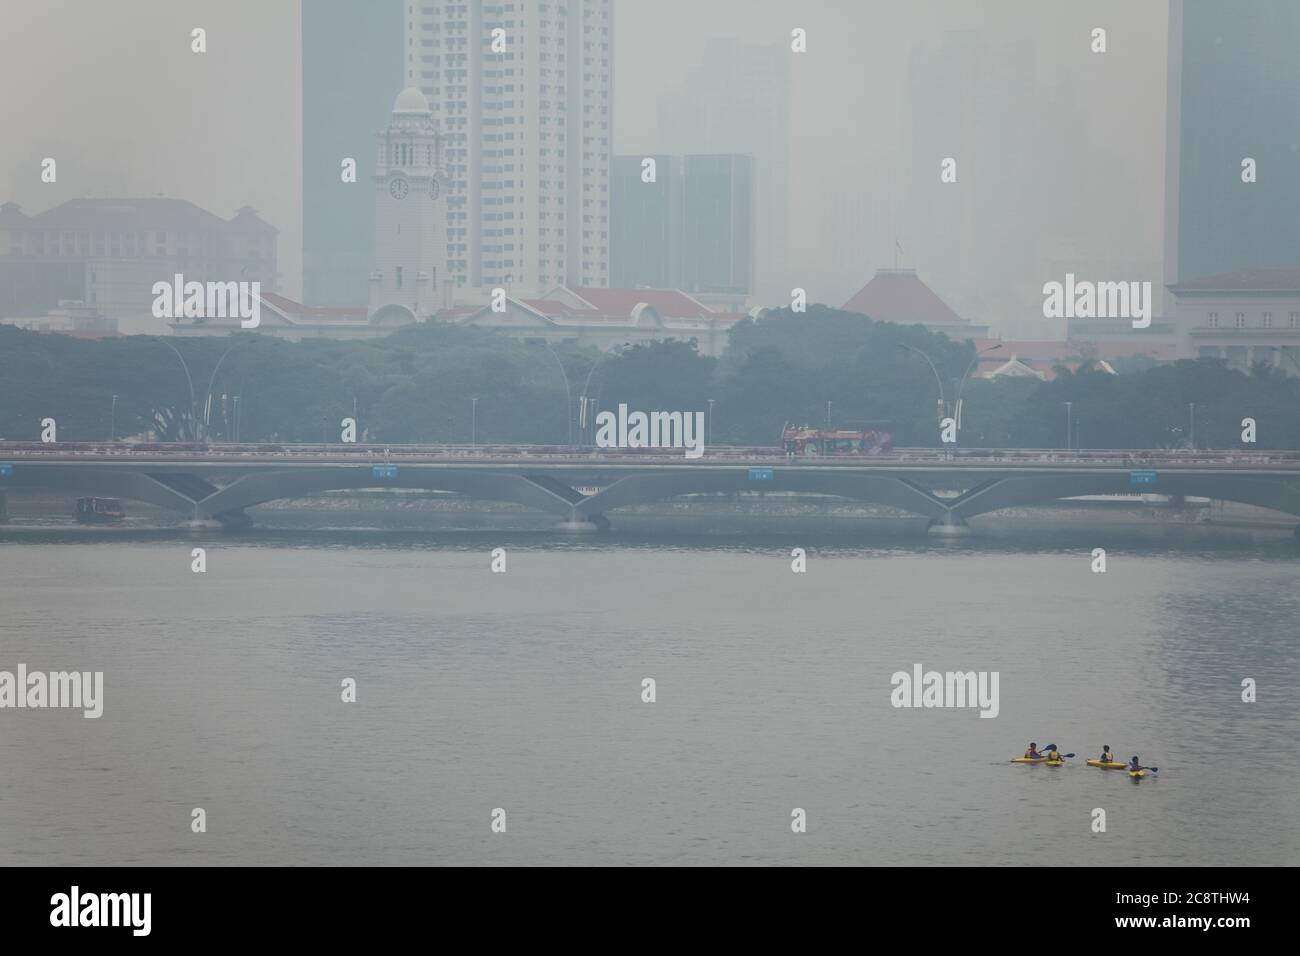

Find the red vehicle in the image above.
[{"left": 780, "top": 423, "right": 894, "bottom": 457}]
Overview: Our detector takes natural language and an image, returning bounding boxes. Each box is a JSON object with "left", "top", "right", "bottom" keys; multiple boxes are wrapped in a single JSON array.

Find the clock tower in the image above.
[{"left": 368, "top": 86, "right": 451, "bottom": 321}]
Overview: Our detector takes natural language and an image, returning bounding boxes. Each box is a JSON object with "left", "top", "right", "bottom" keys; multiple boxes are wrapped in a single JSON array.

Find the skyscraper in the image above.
[
  {"left": 682, "top": 154, "right": 753, "bottom": 297},
  {"left": 654, "top": 38, "right": 789, "bottom": 307},
  {"left": 610, "top": 154, "right": 753, "bottom": 300},
  {"left": 404, "top": 0, "right": 613, "bottom": 294},
  {"left": 1165, "top": 0, "right": 1300, "bottom": 285},
  {"left": 610, "top": 155, "right": 683, "bottom": 289},
  {"left": 301, "top": 0, "right": 403, "bottom": 308}
]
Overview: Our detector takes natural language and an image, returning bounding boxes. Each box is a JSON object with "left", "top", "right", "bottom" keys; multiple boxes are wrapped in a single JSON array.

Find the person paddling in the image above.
[
  {"left": 1100, "top": 745, "right": 1114, "bottom": 763},
  {"left": 1128, "top": 755, "right": 1145, "bottom": 771},
  {"left": 1024, "top": 742, "right": 1041, "bottom": 759},
  {"left": 1045, "top": 744, "right": 1062, "bottom": 761}
]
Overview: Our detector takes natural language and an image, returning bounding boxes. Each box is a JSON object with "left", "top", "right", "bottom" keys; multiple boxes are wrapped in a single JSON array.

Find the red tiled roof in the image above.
[
  {"left": 259, "top": 292, "right": 365, "bottom": 322},
  {"left": 1169, "top": 269, "right": 1300, "bottom": 293},
  {"left": 5, "top": 198, "right": 272, "bottom": 233},
  {"left": 843, "top": 269, "right": 968, "bottom": 326},
  {"left": 567, "top": 287, "right": 714, "bottom": 318}
]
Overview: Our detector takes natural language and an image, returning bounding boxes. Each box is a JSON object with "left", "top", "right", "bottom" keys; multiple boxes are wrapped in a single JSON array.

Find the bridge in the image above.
[{"left": 4, "top": 443, "right": 1300, "bottom": 534}]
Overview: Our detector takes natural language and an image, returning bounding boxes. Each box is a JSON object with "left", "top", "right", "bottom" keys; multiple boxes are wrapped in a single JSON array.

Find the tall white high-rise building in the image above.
[{"left": 404, "top": 0, "right": 612, "bottom": 296}]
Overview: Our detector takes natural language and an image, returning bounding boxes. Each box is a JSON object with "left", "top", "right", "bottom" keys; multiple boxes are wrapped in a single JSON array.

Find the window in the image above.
[
  {"left": 1262, "top": 312, "right": 1273, "bottom": 328},
  {"left": 1208, "top": 312, "right": 1218, "bottom": 328},
  {"left": 1235, "top": 312, "right": 1246, "bottom": 329}
]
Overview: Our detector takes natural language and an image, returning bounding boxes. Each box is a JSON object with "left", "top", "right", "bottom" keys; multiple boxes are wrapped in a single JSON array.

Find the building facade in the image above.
[
  {"left": 301, "top": 0, "right": 403, "bottom": 308},
  {"left": 1165, "top": 0, "right": 1300, "bottom": 291},
  {"left": 403, "top": 0, "right": 613, "bottom": 295},
  {"left": 610, "top": 153, "right": 754, "bottom": 301},
  {"left": 610, "top": 154, "right": 682, "bottom": 290},
  {"left": 448, "top": 285, "right": 743, "bottom": 355},
  {"left": 1169, "top": 269, "right": 1300, "bottom": 373},
  {"left": 0, "top": 198, "right": 277, "bottom": 334},
  {"left": 654, "top": 38, "right": 789, "bottom": 307}
]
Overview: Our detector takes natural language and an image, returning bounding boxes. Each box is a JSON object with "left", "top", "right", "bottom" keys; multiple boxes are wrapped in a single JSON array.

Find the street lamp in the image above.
[
  {"left": 158, "top": 340, "right": 197, "bottom": 440},
  {"left": 1188, "top": 402, "right": 1196, "bottom": 450},
  {"left": 540, "top": 341, "right": 574, "bottom": 445},
  {"left": 707, "top": 398, "right": 715, "bottom": 447},
  {"left": 826, "top": 400, "right": 833, "bottom": 430},
  {"left": 203, "top": 338, "right": 248, "bottom": 441},
  {"left": 953, "top": 344, "right": 1002, "bottom": 431},
  {"left": 896, "top": 344, "right": 947, "bottom": 421},
  {"left": 1064, "top": 401, "right": 1073, "bottom": 451},
  {"left": 471, "top": 396, "right": 478, "bottom": 448},
  {"left": 110, "top": 394, "right": 117, "bottom": 441}
]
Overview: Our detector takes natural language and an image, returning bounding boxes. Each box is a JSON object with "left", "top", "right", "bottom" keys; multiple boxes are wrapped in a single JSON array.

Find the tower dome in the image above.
[{"left": 393, "top": 86, "right": 430, "bottom": 113}]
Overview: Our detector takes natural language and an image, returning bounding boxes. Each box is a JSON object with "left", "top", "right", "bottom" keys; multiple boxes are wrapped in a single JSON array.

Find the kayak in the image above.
[
  {"left": 1011, "top": 756, "right": 1047, "bottom": 763},
  {"left": 1046, "top": 759, "right": 1064, "bottom": 766},
  {"left": 1129, "top": 769, "right": 1147, "bottom": 778},
  {"left": 1087, "top": 760, "right": 1127, "bottom": 769}
]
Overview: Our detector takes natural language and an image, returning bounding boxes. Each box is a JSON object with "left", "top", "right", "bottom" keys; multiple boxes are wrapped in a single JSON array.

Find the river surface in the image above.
[{"left": 1, "top": 515, "right": 1297, "bottom": 866}]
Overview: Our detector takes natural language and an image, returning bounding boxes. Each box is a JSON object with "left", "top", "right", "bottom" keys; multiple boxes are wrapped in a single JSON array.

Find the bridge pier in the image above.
[
  {"left": 555, "top": 513, "right": 609, "bottom": 534},
  {"left": 927, "top": 513, "right": 971, "bottom": 537}
]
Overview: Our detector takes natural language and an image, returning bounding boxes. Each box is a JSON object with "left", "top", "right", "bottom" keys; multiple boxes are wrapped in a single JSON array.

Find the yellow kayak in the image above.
[
  {"left": 1087, "top": 760, "right": 1127, "bottom": 769},
  {"left": 1010, "top": 756, "right": 1047, "bottom": 763},
  {"left": 1129, "top": 769, "right": 1148, "bottom": 778},
  {"left": 1045, "top": 759, "right": 1064, "bottom": 766}
]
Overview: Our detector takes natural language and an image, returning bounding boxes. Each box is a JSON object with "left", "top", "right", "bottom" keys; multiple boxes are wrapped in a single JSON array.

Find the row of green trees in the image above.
[{"left": 3, "top": 306, "right": 1299, "bottom": 448}]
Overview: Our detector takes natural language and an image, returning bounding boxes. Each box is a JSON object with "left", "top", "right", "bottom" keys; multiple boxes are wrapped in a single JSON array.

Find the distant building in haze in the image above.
[
  {"left": 0, "top": 198, "right": 277, "bottom": 335},
  {"left": 1165, "top": 0, "right": 1300, "bottom": 294},
  {"left": 301, "top": 0, "right": 402, "bottom": 308},
  {"left": 611, "top": 154, "right": 753, "bottom": 308},
  {"left": 655, "top": 38, "right": 789, "bottom": 306},
  {"left": 611, "top": 155, "right": 683, "bottom": 291}
]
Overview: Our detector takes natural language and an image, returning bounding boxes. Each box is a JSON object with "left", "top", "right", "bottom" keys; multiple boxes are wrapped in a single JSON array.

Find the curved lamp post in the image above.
[
  {"left": 895, "top": 343, "right": 947, "bottom": 421},
  {"left": 541, "top": 340, "right": 574, "bottom": 445},
  {"left": 158, "top": 339, "right": 198, "bottom": 440},
  {"left": 203, "top": 338, "right": 249, "bottom": 440},
  {"left": 953, "top": 343, "right": 1002, "bottom": 431}
]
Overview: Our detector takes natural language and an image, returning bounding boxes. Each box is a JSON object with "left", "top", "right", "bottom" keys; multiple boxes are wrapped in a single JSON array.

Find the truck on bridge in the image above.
[{"left": 780, "top": 424, "right": 894, "bottom": 457}]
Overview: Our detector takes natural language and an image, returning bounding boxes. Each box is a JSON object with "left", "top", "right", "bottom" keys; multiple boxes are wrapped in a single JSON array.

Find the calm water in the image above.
[{"left": 1, "top": 517, "right": 1298, "bottom": 865}]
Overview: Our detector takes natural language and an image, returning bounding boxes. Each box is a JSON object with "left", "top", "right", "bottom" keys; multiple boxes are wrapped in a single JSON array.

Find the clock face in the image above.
[
  {"left": 389, "top": 177, "right": 409, "bottom": 200},
  {"left": 429, "top": 176, "right": 441, "bottom": 200}
]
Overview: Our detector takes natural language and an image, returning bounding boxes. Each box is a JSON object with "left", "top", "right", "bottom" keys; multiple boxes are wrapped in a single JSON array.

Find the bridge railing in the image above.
[{"left": 4, "top": 440, "right": 1300, "bottom": 467}]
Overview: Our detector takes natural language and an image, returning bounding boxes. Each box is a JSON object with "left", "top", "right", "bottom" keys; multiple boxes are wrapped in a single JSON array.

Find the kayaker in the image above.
[
  {"left": 1045, "top": 744, "right": 1061, "bottom": 761},
  {"left": 1024, "top": 742, "right": 1040, "bottom": 758},
  {"left": 1127, "top": 755, "right": 1145, "bottom": 771},
  {"left": 1100, "top": 745, "right": 1113, "bottom": 763}
]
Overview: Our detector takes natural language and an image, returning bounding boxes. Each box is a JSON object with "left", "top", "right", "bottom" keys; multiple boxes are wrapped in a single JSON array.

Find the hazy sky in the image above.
[{"left": 1, "top": 0, "right": 1168, "bottom": 332}]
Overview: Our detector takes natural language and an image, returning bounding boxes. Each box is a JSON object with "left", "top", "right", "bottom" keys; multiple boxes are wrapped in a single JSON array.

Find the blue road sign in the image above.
[
  {"left": 748, "top": 467, "right": 774, "bottom": 481},
  {"left": 1130, "top": 470, "right": 1158, "bottom": 485},
  {"left": 0, "top": 463, "right": 12, "bottom": 477},
  {"left": 372, "top": 465, "right": 398, "bottom": 480}
]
